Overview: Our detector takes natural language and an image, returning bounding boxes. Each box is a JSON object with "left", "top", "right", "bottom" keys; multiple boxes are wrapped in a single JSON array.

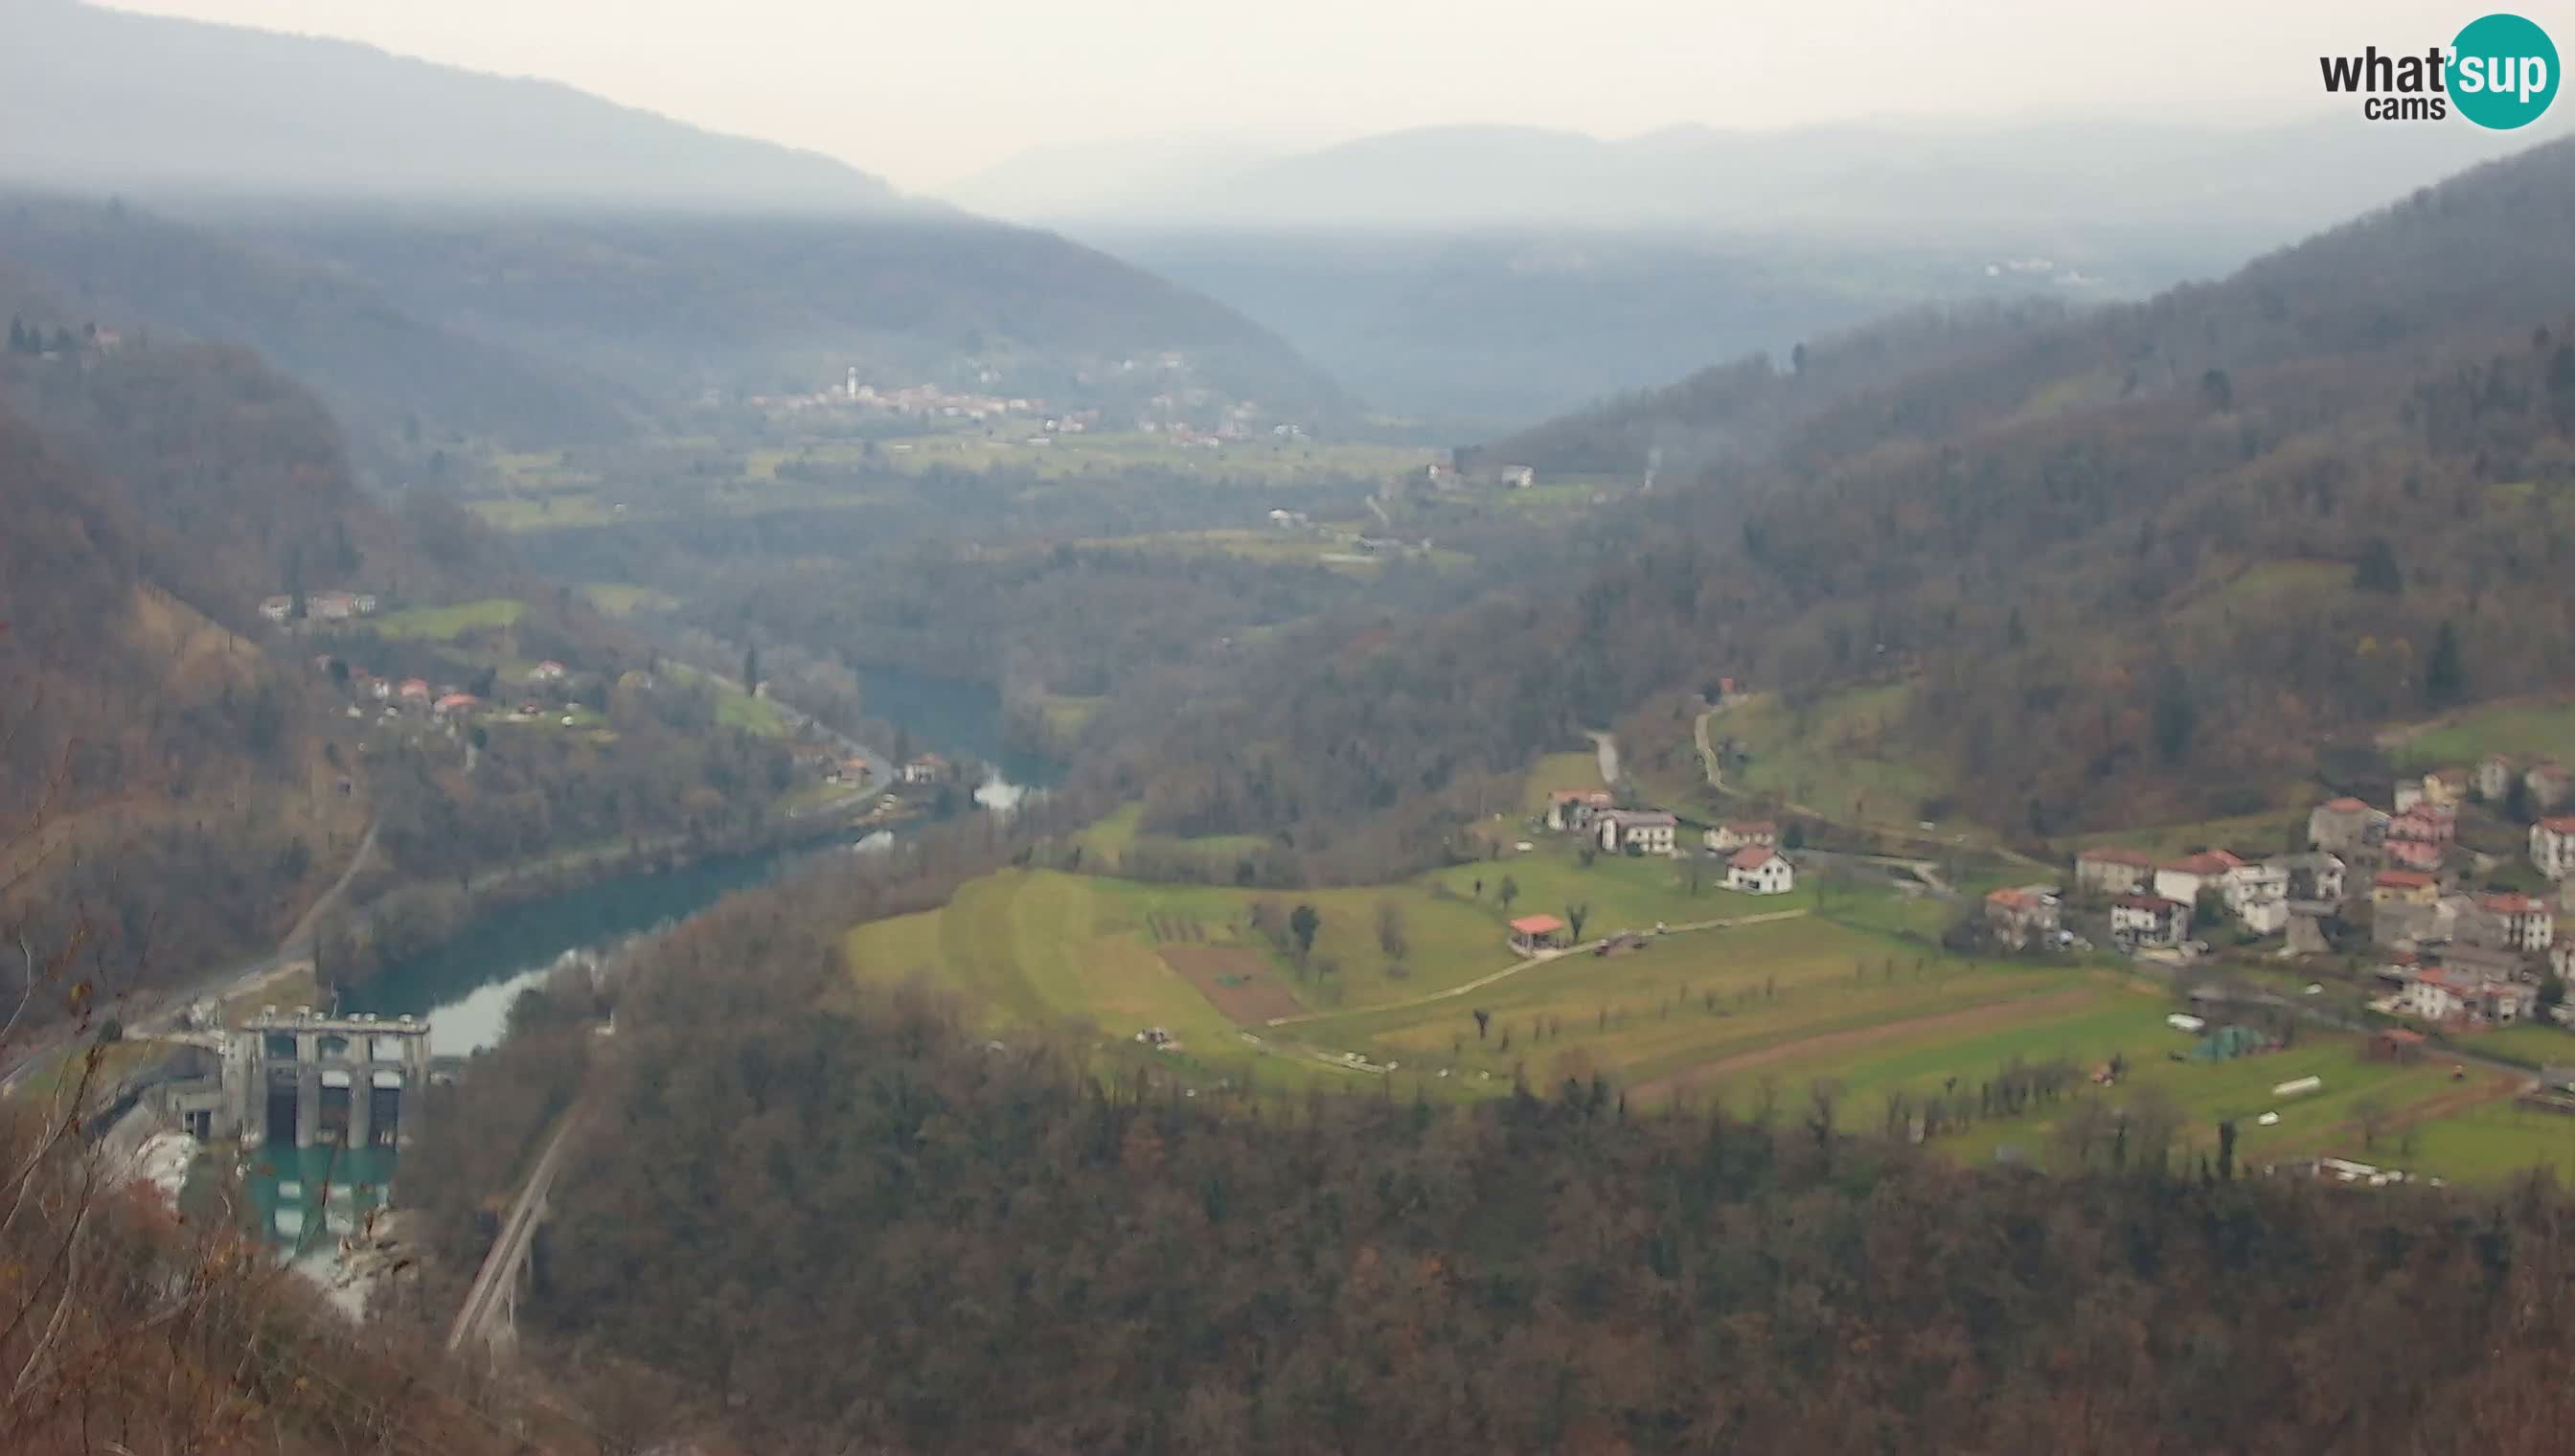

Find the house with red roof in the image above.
[
  {"left": 2153, "top": 850, "right": 2245, "bottom": 907},
  {"left": 431, "top": 693, "right": 480, "bottom": 718},
  {"left": 2388, "top": 805, "right": 2456, "bottom": 845},
  {"left": 2306, "top": 796, "right": 2386, "bottom": 856},
  {"left": 2372, "top": 869, "right": 2439, "bottom": 906},
  {"left": 397, "top": 677, "right": 432, "bottom": 702},
  {"left": 1545, "top": 789, "right": 1616, "bottom": 831},
  {"left": 1983, "top": 887, "right": 2062, "bottom": 949},
  {"left": 1507, "top": 915, "right": 1566, "bottom": 955},
  {"left": 2402, "top": 968, "right": 2534, "bottom": 1026},
  {"left": 2483, "top": 893, "right": 2556, "bottom": 952},
  {"left": 2383, "top": 836, "right": 2445, "bottom": 873},
  {"left": 2109, "top": 893, "right": 2190, "bottom": 948},
  {"left": 1725, "top": 846, "right": 1794, "bottom": 895}
]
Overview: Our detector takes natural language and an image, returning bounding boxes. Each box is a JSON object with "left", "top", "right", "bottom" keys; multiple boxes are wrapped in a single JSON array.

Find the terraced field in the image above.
[{"left": 833, "top": 843, "right": 2575, "bottom": 1183}]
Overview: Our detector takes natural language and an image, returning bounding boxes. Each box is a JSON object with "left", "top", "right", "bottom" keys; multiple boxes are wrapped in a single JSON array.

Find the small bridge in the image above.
[{"left": 446, "top": 1109, "right": 584, "bottom": 1355}]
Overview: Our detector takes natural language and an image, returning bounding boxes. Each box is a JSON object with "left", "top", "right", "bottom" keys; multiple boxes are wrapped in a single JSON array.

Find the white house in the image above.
[
  {"left": 258, "top": 596, "right": 293, "bottom": 624},
  {"left": 2267, "top": 852, "right": 2347, "bottom": 904},
  {"left": 2477, "top": 754, "right": 2517, "bottom": 802},
  {"left": 2533, "top": 817, "right": 2575, "bottom": 880},
  {"left": 1598, "top": 810, "right": 1678, "bottom": 856},
  {"left": 2404, "top": 969, "right": 2533, "bottom": 1026},
  {"left": 2109, "top": 894, "right": 2190, "bottom": 948},
  {"left": 900, "top": 754, "right": 949, "bottom": 785},
  {"left": 1726, "top": 846, "right": 1794, "bottom": 895},
  {"left": 2483, "top": 893, "right": 2555, "bottom": 952},
  {"left": 2222, "top": 861, "right": 2291, "bottom": 937},
  {"left": 2154, "top": 850, "right": 2245, "bottom": 907},
  {"left": 1704, "top": 820, "right": 1778, "bottom": 853},
  {"left": 2402, "top": 970, "right": 2466, "bottom": 1023}
]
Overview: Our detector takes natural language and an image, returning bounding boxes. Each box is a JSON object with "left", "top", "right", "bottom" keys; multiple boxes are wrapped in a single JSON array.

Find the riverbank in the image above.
[{"left": 319, "top": 796, "right": 914, "bottom": 1002}]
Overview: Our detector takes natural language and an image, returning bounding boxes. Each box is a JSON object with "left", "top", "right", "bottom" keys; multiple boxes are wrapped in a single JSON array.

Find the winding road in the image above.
[{"left": 1, "top": 816, "right": 381, "bottom": 1094}]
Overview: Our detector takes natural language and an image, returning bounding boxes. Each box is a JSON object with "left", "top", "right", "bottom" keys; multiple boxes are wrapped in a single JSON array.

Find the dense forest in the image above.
[
  {"left": 396, "top": 876, "right": 2575, "bottom": 1455},
  {"left": 1109, "top": 136, "right": 2575, "bottom": 853}
]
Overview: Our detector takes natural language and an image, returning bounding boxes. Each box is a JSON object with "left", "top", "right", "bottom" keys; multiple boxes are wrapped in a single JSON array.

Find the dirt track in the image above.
[{"left": 1631, "top": 987, "right": 2101, "bottom": 1104}]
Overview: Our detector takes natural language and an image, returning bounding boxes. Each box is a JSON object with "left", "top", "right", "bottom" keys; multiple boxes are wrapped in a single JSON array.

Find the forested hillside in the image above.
[
  {"left": 0, "top": 330, "right": 776, "bottom": 1019},
  {"left": 0, "top": 194, "right": 635, "bottom": 457},
  {"left": 415, "top": 880, "right": 2575, "bottom": 1455},
  {"left": 1114, "top": 136, "right": 2575, "bottom": 852},
  {"left": 211, "top": 208, "right": 1350, "bottom": 420},
  {"left": 0, "top": 0, "right": 902, "bottom": 213}
]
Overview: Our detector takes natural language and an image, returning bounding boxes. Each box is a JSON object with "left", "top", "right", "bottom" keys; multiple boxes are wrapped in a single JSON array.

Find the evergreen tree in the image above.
[
  {"left": 2354, "top": 535, "right": 2404, "bottom": 594},
  {"left": 2426, "top": 620, "right": 2464, "bottom": 707}
]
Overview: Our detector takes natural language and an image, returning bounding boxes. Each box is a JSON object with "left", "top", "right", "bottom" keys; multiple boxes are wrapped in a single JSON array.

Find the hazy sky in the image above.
[{"left": 111, "top": 0, "right": 2463, "bottom": 189}]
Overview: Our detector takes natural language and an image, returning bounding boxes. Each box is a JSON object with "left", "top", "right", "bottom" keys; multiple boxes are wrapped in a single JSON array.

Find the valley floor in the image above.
[{"left": 844, "top": 787, "right": 2569, "bottom": 1185}]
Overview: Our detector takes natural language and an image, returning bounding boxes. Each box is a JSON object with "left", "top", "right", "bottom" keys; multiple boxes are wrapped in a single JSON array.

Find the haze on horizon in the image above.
[{"left": 102, "top": 0, "right": 2449, "bottom": 191}]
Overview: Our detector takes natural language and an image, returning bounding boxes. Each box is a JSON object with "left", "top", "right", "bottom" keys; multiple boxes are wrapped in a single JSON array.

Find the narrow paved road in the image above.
[
  {"left": 448, "top": 1105, "right": 585, "bottom": 1353},
  {"left": 1692, "top": 702, "right": 2050, "bottom": 872},
  {"left": 1589, "top": 730, "right": 1620, "bottom": 786},
  {"left": 1, "top": 816, "right": 380, "bottom": 1094}
]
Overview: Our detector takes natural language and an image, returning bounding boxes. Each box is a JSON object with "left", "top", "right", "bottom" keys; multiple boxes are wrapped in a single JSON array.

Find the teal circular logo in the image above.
[{"left": 2451, "top": 12, "right": 2559, "bottom": 128}]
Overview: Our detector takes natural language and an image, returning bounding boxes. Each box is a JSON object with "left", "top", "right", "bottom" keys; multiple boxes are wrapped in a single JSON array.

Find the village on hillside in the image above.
[{"left": 2028, "top": 755, "right": 2575, "bottom": 1041}]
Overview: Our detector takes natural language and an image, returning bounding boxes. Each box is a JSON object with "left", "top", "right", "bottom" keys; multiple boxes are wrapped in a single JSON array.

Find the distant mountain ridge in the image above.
[
  {"left": 0, "top": 2, "right": 1351, "bottom": 429},
  {"left": 0, "top": 0, "right": 905, "bottom": 213},
  {"left": 986, "top": 116, "right": 2563, "bottom": 238}
]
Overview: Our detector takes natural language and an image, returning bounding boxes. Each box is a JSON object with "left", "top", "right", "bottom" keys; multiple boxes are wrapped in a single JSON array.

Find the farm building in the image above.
[{"left": 1508, "top": 915, "right": 1566, "bottom": 955}]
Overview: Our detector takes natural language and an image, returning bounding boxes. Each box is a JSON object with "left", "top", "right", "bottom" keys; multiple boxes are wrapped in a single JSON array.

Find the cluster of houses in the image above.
[
  {"left": 1539, "top": 790, "right": 1796, "bottom": 896},
  {"left": 2046, "top": 757, "right": 2575, "bottom": 1033},
  {"left": 317, "top": 655, "right": 590, "bottom": 731},
  {"left": 260, "top": 591, "right": 378, "bottom": 626},
  {"left": 1422, "top": 460, "right": 1538, "bottom": 490}
]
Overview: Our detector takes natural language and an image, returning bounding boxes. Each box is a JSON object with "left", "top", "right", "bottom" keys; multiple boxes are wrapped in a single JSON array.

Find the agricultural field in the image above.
[
  {"left": 837, "top": 816, "right": 2575, "bottom": 1184},
  {"left": 581, "top": 583, "right": 681, "bottom": 618},
  {"left": 1424, "top": 836, "right": 1812, "bottom": 937},
  {"left": 1931, "top": 1018, "right": 2494, "bottom": 1172},
  {"left": 659, "top": 663, "right": 788, "bottom": 738},
  {"left": 876, "top": 431, "right": 1432, "bottom": 486},
  {"left": 2458, "top": 1021, "right": 2575, "bottom": 1069},
  {"left": 2390, "top": 697, "right": 2575, "bottom": 772},
  {"left": 370, "top": 598, "right": 525, "bottom": 641},
  {"left": 2358, "top": 1098, "right": 2575, "bottom": 1183},
  {"left": 1071, "top": 527, "right": 1470, "bottom": 576},
  {"left": 1069, "top": 805, "right": 1267, "bottom": 875}
]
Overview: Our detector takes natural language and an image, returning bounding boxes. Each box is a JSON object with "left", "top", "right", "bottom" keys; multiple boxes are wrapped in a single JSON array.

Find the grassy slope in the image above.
[
  {"left": 371, "top": 597, "right": 525, "bottom": 640},
  {"left": 2392, "top": 698, "right": 2575, "bottom": 772}
]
